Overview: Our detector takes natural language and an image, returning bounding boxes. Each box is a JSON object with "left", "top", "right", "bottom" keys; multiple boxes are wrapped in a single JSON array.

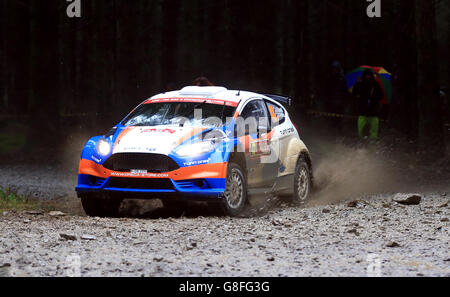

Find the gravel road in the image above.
[
  {"left": 1, "top": 193, "right": 448, "bottom": 277},
  {"left": 0, "top": 164, "right": 76, "bottom": 201},
  {"left": 0, "top": 138, "right": 449, "bottom": 277}
]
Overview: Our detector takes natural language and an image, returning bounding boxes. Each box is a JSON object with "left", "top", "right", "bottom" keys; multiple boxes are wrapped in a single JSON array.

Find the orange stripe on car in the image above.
[
  {"left": 114, "top": 127, "right": 135, "bottom": 147},
  {"left": 268, "top": 105, "right": 278, "bottom": 122},
  {"left": 174, "top": 163, "right": 227, "bottom": 180},
  {"left": 175, "top": 127, "right": 208, "bottom": 146},
  {"left": 79, "top": 159, "right": 228, "bottom": 181},
  {"left": 79, "top": 159, "right": 112, "bottom": 179}
]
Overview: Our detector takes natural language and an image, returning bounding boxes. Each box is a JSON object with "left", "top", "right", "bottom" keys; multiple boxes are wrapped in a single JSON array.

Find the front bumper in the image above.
[
  {"left": 75, "top": 159, "right": 228, "bottom": 200},
  {"left": 76, "top": 175, "right": 226, "bottom": 199}
]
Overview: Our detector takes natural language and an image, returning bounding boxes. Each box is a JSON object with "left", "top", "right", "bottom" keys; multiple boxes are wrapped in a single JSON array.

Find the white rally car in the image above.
[{"left": 76, "top": 86, "right": 313, "bottom": 217}]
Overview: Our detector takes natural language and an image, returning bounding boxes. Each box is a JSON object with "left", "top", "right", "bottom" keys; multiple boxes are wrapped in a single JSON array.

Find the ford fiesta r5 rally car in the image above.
[{"left": 76, "top": 86, "right": 313, "bottom": 217}]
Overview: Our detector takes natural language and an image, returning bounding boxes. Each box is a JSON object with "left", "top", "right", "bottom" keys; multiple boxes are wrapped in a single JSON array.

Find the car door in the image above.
[
  {"left": 238, "top": 99, "right": 277, "bottom": 189},
  {"left": 264, "top": 100, "right": 298, "bottom": 192},
  {"left": 263, "top": 100, "right": 287, "bottom": 173}
]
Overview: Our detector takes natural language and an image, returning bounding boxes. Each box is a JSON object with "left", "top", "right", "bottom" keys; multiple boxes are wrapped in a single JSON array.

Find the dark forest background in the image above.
[{"left": 0, "top": 0, "right": 449, "bottom": 156}]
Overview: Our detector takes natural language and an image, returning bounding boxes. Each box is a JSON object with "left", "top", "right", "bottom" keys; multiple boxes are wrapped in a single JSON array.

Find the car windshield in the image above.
[{"left": 121, "top": 101, "right": 236, "bottom": 127}]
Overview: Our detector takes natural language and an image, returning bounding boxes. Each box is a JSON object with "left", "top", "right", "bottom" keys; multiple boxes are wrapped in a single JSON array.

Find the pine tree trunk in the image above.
[
  {"left": 390, "top": 0, "right": 418, "bottom": 139},
  {"left": 293, "top": 0, "right": 309, "bottom": 108},
  {"left": 161, "top": 0, "right": 181, "bottom": 87},
  {"left": 27, "top": 1, "right": 61, "bottom": 148},
  {"left": 0, "top": 0, "right": 8, "bottom": 114},
  {"left": 415, "top": 0, "right": 445, "bottom": 155}
]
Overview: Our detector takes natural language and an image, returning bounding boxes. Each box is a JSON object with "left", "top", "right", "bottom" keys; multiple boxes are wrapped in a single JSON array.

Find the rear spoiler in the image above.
[{"left": 263, "top": 94, "right": 292, "bottom": 107}]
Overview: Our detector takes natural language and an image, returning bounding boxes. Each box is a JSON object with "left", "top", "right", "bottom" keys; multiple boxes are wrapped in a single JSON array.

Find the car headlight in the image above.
[
  {"left": 176, "top": 141, "right": 217, "bottom": 157},
  {"left": 97, "top": 139, "right": 111, "bottom": 156},
  {"left": 175, "top": 130, "right": 226, "bottom": 157}
]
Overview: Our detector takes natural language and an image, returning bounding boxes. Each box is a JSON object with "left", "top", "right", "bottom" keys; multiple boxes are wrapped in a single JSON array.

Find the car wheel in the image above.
[
  {"left": 292, "top": 157, "right": 312, "bottom": 205},
  {"left": 220, "top": 162, "right": 248, "bottom": 217},
  {"left": 81, "top": 194, "right": 122, "bottom": 218}
]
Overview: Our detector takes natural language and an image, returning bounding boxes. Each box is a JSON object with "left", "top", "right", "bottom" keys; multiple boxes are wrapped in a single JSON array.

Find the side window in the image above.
[
  {"left": 239, "top": 100, "right": 270, "bottom": 135},
  {"left": 266, "top": 101, "right": 286, "bottom": 127}
]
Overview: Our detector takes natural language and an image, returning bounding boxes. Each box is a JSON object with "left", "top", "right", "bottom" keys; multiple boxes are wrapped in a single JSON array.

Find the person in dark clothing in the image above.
[
  {"left": 324, "top": 61, "right": 349, "bottom": 114},
  {"left": 320, "top": 61, "right": 349, "bottom": 137},
  {"left": 165, "top": 82, "right": 177, "bottom": 92},
  {"left": 353, "top": 69, "right": 384, "bottom": 139},
  {"left": 194, "top": 77, "right": 214, "bottom": 87}
]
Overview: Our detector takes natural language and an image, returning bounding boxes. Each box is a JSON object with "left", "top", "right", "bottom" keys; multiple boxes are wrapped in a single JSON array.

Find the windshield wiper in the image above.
[{"left": 178, "top": 100, "right": 207, "bottom": 127}]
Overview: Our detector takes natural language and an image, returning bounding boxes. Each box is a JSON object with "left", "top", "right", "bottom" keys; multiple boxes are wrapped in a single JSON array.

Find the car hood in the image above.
[{"left": 112, "top": 126, "right": 210, "bottom": 156}]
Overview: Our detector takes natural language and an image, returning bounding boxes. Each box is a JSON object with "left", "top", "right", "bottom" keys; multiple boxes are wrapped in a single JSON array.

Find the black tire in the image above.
[
  {"left": 291, "top": 157, "right": 312, "bottom": 205},
  {"left": 81, "top": 194, "right": 122, "bottom": 218},
  {"left": 219, "top": 162, "right": 248, "bottom": 217}
]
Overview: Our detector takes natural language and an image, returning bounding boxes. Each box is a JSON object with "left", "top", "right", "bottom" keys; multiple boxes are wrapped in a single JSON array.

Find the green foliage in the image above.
[
  {"left": 0, "top": 188, "right": 42, "bottom": 211},
  {"left": 0, "top": 133, "right": 26, "bottom": 154}
]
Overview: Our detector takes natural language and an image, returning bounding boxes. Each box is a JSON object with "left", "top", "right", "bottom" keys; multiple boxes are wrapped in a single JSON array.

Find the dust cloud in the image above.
[{"left": 310, "top": 143, "right": 398, "bottom": 206}]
